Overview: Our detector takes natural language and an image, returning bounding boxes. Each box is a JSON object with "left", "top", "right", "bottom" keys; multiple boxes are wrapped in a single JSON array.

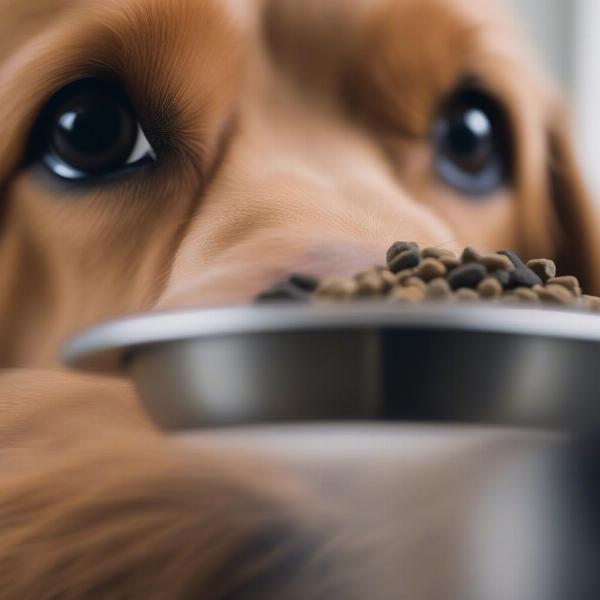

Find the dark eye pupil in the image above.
[
  {"left": 50, "top": 90, "right": 136, "bottom": 175},
  {"left": 31, "top": 79, "right": 141, "bottom": 179},
  {"left": 442, "top": 108, "right": 493, "bottom": 172},
  {"left": 55, "top": 98, "right": 132, "bottom": 158},
  {"left": 434, "top": 89, "right": 510, "bottom": 196}
]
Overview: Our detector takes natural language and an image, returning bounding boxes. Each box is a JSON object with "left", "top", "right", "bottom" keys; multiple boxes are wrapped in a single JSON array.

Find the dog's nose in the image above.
[{"left": 155, "top": 237, "right": 394, "bottom": 310}]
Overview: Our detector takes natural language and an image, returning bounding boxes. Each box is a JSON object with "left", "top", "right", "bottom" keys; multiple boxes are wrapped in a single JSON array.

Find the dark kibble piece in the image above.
[
  {"left": 386, "top": 242, "right": 419, "bottom": 266},
  {"left": 547, "top": 276, "right": 582, "bottom": 297},
  {"left": 499, "top": 251, "right": 543, "bottom": 289},
  {"left": 448, "top": 263, "right": 487, "bottom": 290},
  {"left": 507, "top": 268, "right": 543, "bottom": 289},
  {"left": 498, "top": 250, "right": 526, "bottom": 269},
  {"left": 289, "top": 273, "right": 320, "bottom": 292},
  {"left": 526, "top": 259, "right": 557, "bottom": 283},
  {"left": 256, "top": 283, "right": 309, "bottom": 304},
  {"left": 389, "top": 249, "right": 421, "bottom": 273},
  {"left": 491, "top": 269, "right": 511, "bottom": 288},
  {"left": 461, "top": 247, "right": 482, "bottom": 264}
]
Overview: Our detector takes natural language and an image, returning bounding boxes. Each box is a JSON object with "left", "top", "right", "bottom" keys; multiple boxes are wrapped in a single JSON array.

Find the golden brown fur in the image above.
[{"left": 0, "top": 0, "right": 598, "bottom": 597}]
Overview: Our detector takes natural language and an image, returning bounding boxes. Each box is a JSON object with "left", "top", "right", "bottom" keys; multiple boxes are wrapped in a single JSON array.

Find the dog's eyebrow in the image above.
[{"left": 263, "top": 0, "right": 537, "bottom": 137}]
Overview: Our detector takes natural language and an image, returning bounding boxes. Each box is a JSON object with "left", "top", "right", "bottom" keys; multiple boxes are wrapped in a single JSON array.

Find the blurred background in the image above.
[{"left": 510, "top": 0, "right": 599, "bottom": 201}]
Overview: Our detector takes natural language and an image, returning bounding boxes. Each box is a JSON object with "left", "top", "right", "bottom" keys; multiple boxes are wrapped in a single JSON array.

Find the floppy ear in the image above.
[{"left": 546, "top": 109, "right": 600, "bottom": 295}]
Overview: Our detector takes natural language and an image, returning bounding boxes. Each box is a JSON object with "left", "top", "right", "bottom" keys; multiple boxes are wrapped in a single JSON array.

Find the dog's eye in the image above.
[
  {"left": 30, "top": 79, "right": 155, "bottom": 181},
  {"left": 433, "top": 89, "right": 511, "bottom": 196}
]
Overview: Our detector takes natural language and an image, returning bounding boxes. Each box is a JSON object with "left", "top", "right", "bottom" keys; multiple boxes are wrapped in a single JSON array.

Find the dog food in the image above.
[{"left": 256, "top": 243, "right": 600, "bottom": 311}]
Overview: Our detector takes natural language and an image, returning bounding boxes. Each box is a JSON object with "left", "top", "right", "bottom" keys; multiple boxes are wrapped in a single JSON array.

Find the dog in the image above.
[{"left": 0, "top": 0, "right": 598, "bottom": 597}]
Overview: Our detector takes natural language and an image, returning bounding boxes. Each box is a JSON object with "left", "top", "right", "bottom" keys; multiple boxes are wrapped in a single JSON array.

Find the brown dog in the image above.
[{"left": 0, "top": 0, "right": 598, "bottom": 597}]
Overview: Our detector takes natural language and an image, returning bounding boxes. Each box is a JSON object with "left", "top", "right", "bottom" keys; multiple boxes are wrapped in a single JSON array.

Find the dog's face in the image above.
[{"left": 0, "top": 0, "right": 598, "bottom": 365}]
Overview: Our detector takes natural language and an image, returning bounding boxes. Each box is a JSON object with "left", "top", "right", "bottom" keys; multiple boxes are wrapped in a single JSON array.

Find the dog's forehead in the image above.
[{"left": 0, "top": 0, "right": 512, "bottom": 42}]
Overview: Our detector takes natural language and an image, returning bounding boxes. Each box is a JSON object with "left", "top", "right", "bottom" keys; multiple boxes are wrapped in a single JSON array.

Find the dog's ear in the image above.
[{"left": 546, "top": 109, "right": 600, "bottom": 294}]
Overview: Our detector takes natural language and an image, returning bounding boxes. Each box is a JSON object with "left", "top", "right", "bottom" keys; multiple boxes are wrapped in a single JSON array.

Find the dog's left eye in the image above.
[
  {"left": 433, "top": 89, "right": 511, "bottom": 196},
  {"left": 30, "top": 79, "right": 155, "bottom": 181}
]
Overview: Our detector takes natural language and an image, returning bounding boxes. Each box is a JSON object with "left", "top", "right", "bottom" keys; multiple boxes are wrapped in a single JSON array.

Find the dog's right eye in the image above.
[{"left": 29, "top": 79, "right": 155, "bottom": 181}]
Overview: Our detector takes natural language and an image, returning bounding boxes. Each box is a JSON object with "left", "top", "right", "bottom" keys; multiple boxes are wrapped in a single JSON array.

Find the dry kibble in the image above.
[
  {"left": 478, "top": 277, "right": 502, "bottom": 299},
  {"left": 379, "top": 270, "right": 397, "bottom": 290},
  {"left": 439, "top": 255, "right": 461, "bottom": 270},
  {"left": 387, "top": 242, "right": 419, "bottom": 266},
  {"left": 583, "top": 295, "right": 600, "bottom": 311},
  {"left": 547, "top": 276, "right": 582, "bottom": 297},
  {"left": 455, "top": 288, "right": 479, "bottom": 302},
  {"left": 389, "top": 249, "right": 421, "bottom": 273},
  {"left": 448, "top": 263, "right": 487, "bottom": 290},
  {"left": 315, "top": 277, "right": 358, "bottom": 300},
  {"left": 388, "top": 285, "right": 425, "bottom": 303},
  {"left": 513, "top": 287, "right": 540, "bottom": 303},
  {"left": 395, "top": 269, "right": 415, "bottom": 284},
  {"left": 461, "top": 247, "right": 482, "bottom": 264},
  {"left": 256, "top": 242, "right": 600, "bottom": 313},
  {"left": 422, "top": 247, "right": 455, "bottom": 260},
  {"left": 536, "top": 284, "right": 575, "bottom": 306},
  {"left": 404, "top": 276, "right": 428, "bottom": 292},
  {"left": 356, "top": 271, "right": 386, "bottom": 296},
  {"left": 527, "top": 259, "right": 557, "bottom": 283},
  {"left": 426, "top": 278, "right": 451, "bottom": 300},
  {"left": 480, "top": 254, "right": 515, "bottom": 272},
  {"left": 415, "top": 258, "right": 447, "bottom": 282}
]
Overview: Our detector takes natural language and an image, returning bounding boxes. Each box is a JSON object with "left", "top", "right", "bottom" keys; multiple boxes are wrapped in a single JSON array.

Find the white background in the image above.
[{"left": 511, "top": 0, "right": 600, "bottom": 200}]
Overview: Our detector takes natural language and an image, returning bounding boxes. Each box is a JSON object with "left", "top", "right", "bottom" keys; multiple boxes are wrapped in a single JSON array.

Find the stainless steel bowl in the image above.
[{"left": 63, "top": 304, "right": 600, "bottom": 431}]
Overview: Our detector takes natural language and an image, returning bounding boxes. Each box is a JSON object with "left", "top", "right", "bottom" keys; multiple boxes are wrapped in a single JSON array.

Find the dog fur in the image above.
[{"left": 0, "top": 0, "right": 598, "bottom": 597}]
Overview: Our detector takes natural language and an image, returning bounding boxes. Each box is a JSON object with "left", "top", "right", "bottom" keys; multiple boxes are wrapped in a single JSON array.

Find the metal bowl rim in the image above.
[{"left": 62, "top": 303, "right": 600, "bottom": 374}]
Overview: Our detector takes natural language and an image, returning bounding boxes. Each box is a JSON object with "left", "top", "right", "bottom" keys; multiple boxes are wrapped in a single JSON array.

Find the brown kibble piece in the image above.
[
  {"left": 513, "top": 287, "right": 540, "bottom": 303},
  {"left": 315, "top": 277, "right": 358, "bottom": 300},
  {"left": 583, "top": 295, "right": 600, "bottom": 311},
  {"left": 478, "top": 277, "right": 502, "bottom": 299},
  {"left": 547, "top": 276, "right": 582, "bottom": 297},
  {"left": 439, "top": 255, "right": 461, "bottom": 270},
  {"left": 355, "top": 271, "right": 386, "bottom": 296},
  {"left": 395, "top": 269, "right": 415, "bottom": 284},
  {"left": 388, "top": 285, "right": 425, "bottom": 303},
  {"left": 379, "top": 270, "right": 397, "bottom": 290},
  {"left": 536, "top": 284, "right": 575, "bottom": 306},
  {"left": 404, "top": 276, "right": 427, "bottom": 292},
  {"left": 422, "top": 247, "right": 455, "bottom": 259},
  {"left": 526, "top": 259, "right": 557, "bottom": 283},
  {"left": 461, "top": 247, "right": 481, "bottom": 264},
  {"left": 415, "top": 258, "right": 447, "bottom": 282},
  {"left": 455, "top": 288, "right": 479, "bottom": 302},
  {"left": 426, "top": 278, "right": 451, "bottom": 300},
  {"left": 480, "top": 254, "right": 515, "bottom": 272}
]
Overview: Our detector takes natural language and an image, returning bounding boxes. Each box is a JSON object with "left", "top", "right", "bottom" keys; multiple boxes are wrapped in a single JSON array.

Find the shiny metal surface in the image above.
[
  {"left": 177, "top": 425, "right": 569, "bottom": 600},
  {"left": 63, "top": 304, "right": 600, "bottom": 430}
]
